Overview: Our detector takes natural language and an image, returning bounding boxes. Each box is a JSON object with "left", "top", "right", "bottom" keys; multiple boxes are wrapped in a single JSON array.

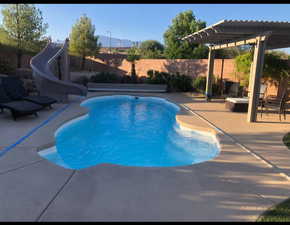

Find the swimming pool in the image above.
[{"left": 39, "top": 95, "right": 220, "bottom": 169}]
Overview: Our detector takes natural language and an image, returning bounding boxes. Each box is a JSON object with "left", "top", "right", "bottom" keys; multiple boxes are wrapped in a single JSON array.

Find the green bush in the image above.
[
  {"left": 212, "top": 77, "right": 223, "bottom": 96},
  {"left": 212, "top": 82, "right": 220, "bottom": 96},
  {"left": 73, "top": 75, "right": 89, "bottom": 86},
  {"left": 146, "top": 70, "right": 170, "bottom": 84},
  {"left": 147, "top": 69, "right": 154, "bottom": 78},
  {"left": 121, "top": 75, "right": 133, "bottom": 83},
  {"left": 193, "top": 76, "right": 206, "bottom": 93},
  {"left": 137, "top": 76, "right": 147, "bottom": 84},
  {"left": 146, "top": 70, "right": 193, "bottom": 92},
  {"left": 168, "top": 72, "right": 193, "bottom": 92},
  {"left": 192, "top": 76, "right": 226, "bottom": 96},
  {"left": 89, "top": 72, "right": 120, "bottom": 83},
  {"left": 0, "top": 57, "right": 14, "bottom": 75}
]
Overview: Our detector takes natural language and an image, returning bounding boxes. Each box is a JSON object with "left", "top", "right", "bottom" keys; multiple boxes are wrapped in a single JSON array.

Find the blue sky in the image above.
[{"left": 1, "top": 4, "right": 290, "bottom": 52}]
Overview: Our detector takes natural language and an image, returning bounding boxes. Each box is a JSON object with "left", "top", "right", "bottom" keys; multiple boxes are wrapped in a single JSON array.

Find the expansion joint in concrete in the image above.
[
  {"left": 35, "top": 170, "right": 76, "bottom": 222},
  {"left": 181, "top": 104, "right": 290, "bottom": 182},
  {"left": 0, "top": 159, "right": 45, "bottom": 176}
]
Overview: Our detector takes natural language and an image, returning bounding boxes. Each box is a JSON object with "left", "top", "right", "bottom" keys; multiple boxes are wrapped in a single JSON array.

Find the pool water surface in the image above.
[{"left": 39, "top": 95, "right": 220, "bottom": 169}]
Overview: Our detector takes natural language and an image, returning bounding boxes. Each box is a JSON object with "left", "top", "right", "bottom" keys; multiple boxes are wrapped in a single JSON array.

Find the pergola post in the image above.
[
  {"left": 247, "top": 38, "right": 266, "bottom": 122},
  {"left": 205, "top": 48, "right": 215, "bottom": 101}
]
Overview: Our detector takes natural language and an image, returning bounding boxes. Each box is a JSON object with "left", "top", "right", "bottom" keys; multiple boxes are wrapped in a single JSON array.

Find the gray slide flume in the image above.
[{"left": 30, "top": 39, "right": 87, "bottom": 102}]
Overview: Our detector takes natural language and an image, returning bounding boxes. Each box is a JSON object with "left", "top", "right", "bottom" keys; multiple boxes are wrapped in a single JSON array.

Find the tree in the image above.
[
  {"left": 235, "top": 50, "right": 290, "bottom": 89},
  {"left": 1, "top": 4, "right": 48, "bottom": 68},
  {"left": 126, "top": 47, "right": 140, "bottom": 83},
  {"left": 163, "top": 10, "right": 208, "bottom": 59},
  {"left": 215, "top": 46, "right": 249, "bottom": 59},
  {"left": 139, "top": 40, "right": 164, "bottom": 59},
  {"left": 267, "top": 50, "right": 289, "bottom": 60},
  {"left": 69, "top": 14, "right": 101, "bottom": 70},
  {"left": 235, "top": 52, "right": 253, "bottom": 87}
]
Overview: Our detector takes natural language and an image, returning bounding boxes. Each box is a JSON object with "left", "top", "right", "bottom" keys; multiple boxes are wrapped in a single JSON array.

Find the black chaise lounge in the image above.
[
  {"left": 1, "top": 77, "right": 57, "bottom": 108},
  {"left": 0, "top": 83, "right": 43, "bottom": 120}
]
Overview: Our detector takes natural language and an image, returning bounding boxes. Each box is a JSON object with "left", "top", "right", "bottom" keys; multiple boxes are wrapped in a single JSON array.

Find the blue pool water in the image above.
[{"left": 39, "top": 95, "right": 220, "bottom": 169}]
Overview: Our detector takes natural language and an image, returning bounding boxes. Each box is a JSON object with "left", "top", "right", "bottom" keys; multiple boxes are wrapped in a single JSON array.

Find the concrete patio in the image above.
[{"left": 1, "top": 92, "right": 290, "bottom": 221}]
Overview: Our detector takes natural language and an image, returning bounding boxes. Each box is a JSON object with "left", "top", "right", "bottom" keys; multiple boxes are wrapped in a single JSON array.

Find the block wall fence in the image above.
[{"left": 0, "top": 51, "right": 280, "bottom": 96}]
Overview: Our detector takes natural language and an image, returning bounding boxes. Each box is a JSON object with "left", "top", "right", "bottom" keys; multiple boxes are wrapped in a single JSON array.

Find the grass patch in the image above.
[
  {"left": 256, "top": 132, "right": 290, "bottom": 222},
  {"left": 283, "top": 132, "right": 290, "bottom": 150},
  {"left": 257, "top": 198, "right": 290, "bottom": 222}
]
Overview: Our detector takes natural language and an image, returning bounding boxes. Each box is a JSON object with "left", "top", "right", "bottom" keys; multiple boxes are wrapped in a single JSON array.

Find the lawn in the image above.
[
  {"left": 257, "top": 199, "right": 290, "bottom": 222},
  {"left": 283, "top": 132, "right": 290, "bottom": 150}
]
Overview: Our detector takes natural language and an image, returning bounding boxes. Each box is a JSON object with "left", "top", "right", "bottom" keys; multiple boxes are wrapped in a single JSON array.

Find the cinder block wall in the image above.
[
  {"left": 118, "top": 58, "right": 238, "bottom": 81},
  {"left": 0, "top": 48, "right": 283, "bottom": 96},
  {"left": 0, "top": 51, "right": 32, "bottom": 69}
]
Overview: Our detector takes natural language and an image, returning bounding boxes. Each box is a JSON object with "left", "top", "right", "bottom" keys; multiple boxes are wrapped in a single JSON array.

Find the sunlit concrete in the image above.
[{"left": 1, "top": 92, "right": 290, "bottom": 221}]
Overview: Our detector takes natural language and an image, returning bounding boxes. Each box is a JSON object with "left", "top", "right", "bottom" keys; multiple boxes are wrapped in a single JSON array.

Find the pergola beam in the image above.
[
  {"left": 215, "top": 27, "right": 290, "bottom": 35},
  {"left": 210, "top": 32, "right": 270, "bottom": 50},
  {"left": 267, "top": 43, "right": 290, "bottom": 49},
  {"left": 182, "top": 19, "right": 290, "bottom": 123}
]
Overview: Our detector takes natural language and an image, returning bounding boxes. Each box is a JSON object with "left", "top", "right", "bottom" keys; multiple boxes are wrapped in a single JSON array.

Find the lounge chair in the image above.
[
  {"left": 260, "top": 88, "right": 289, "bottom": 121},
  {"left": 1, "top": 77, "right": 57, "bottom": 108},
  {"left": 0, "top": 83, "right": 43, "bottom": 120}
]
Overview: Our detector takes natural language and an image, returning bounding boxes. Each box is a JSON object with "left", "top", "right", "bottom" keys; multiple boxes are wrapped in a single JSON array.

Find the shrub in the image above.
[
  {"left": 147, "top": 69, "right": 154, "bottom": 78},
  {"left": 89, "top": 72, "right": 120, "bottom": 83},
  {"left": 146, "top": 70, "right": 170, "bottom": 84},
  {"left": 192, "top": 76, "right": 227, "bottom": 96},
  {"left": 212, "top": 77, "right": 223, "bottom": 96},
  {"left": 73, "top": 75, "right": 89, "bottom": 86},
  {"left": 193, "top": 76, "right": 206, "bottom": 93},
  {"left": 0, "top": 57, "right": 14, "bottom": 75},
  {"left": 168, "top": 72, "right": 193, "bottom": 92},
  {"left": 212, "top": 82, "right": 220, "bottom": 96},
  {"left": 121, "top": 75, "right": 133, "bottom": 83},
  {"left": 146, "top": 70, "right": 193, "bottom": 92},
  {"left": 235, "top": 51, "right": 290, "bottom": 88},
  {"left": 138, "top": 76, "right": 147, "bottom": 83}
]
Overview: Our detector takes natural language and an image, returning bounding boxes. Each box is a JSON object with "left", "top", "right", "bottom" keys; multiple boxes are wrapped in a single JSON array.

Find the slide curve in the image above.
[{"left": 30, "top": 39, "right": 87, "bottom": 102}]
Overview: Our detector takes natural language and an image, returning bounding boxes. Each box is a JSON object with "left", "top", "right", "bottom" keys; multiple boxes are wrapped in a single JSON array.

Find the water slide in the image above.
[{"left": 30, "top": 39, "right": 87, "bottom": 102}]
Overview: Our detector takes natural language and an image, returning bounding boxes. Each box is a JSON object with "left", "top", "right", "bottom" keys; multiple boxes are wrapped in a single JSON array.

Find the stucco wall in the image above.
[
  {"left": 0, "top": 48, "right": 282, "bottom": 96},
  {"left": 118, "top": 58, "right": 238, "bottom": 81}
]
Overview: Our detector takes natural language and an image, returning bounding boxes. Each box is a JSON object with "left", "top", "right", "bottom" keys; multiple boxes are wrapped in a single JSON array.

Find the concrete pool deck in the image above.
[{"left": 1, "top": 92, "right": 290, "bottom": 221}]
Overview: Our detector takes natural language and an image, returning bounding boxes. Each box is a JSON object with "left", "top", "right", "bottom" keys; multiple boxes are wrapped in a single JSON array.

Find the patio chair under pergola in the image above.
[{"left": 182, "top": 19, "right": 290, "bottom": 123}]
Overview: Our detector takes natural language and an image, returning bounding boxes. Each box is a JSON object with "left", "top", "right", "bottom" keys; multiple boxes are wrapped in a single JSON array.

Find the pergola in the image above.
[{"left": 182, "top": 20, "right": 290, "bottom": 122}]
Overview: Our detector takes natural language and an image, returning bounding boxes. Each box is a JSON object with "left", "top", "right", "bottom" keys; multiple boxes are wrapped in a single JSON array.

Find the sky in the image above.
[{"left": 1, "top": 4, "right": 290, "bottom": 52}]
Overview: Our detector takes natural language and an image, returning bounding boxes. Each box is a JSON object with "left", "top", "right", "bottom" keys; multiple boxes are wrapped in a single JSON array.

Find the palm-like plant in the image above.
[{"left": 127, "top": 47, "right": 140, "bottom": 83}]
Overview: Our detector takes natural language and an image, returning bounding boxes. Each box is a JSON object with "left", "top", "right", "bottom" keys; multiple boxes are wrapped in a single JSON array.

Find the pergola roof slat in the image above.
[
  {"left": 182, "top": 19, "right": 290, "bottom": 50},
  {"left": 185, "top": 19, "right": 290, "bottom": 123}
]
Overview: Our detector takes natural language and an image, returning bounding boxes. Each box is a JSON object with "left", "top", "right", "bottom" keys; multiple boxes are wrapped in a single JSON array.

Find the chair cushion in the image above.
[
  {"left": 0, "top": 100, "right": 43, "bottom": 113},
  {"left": 23, "top": 95, "right": 57, "bottom": 106},
  {"left": 225, "top": 97, "right": 249, "bottom": 104},
  {"left": 0, "top": 83, "right": 11, "bottom": 103},
  {"left": 2, "top": 77, "right": 27, "bottom": 100}
]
